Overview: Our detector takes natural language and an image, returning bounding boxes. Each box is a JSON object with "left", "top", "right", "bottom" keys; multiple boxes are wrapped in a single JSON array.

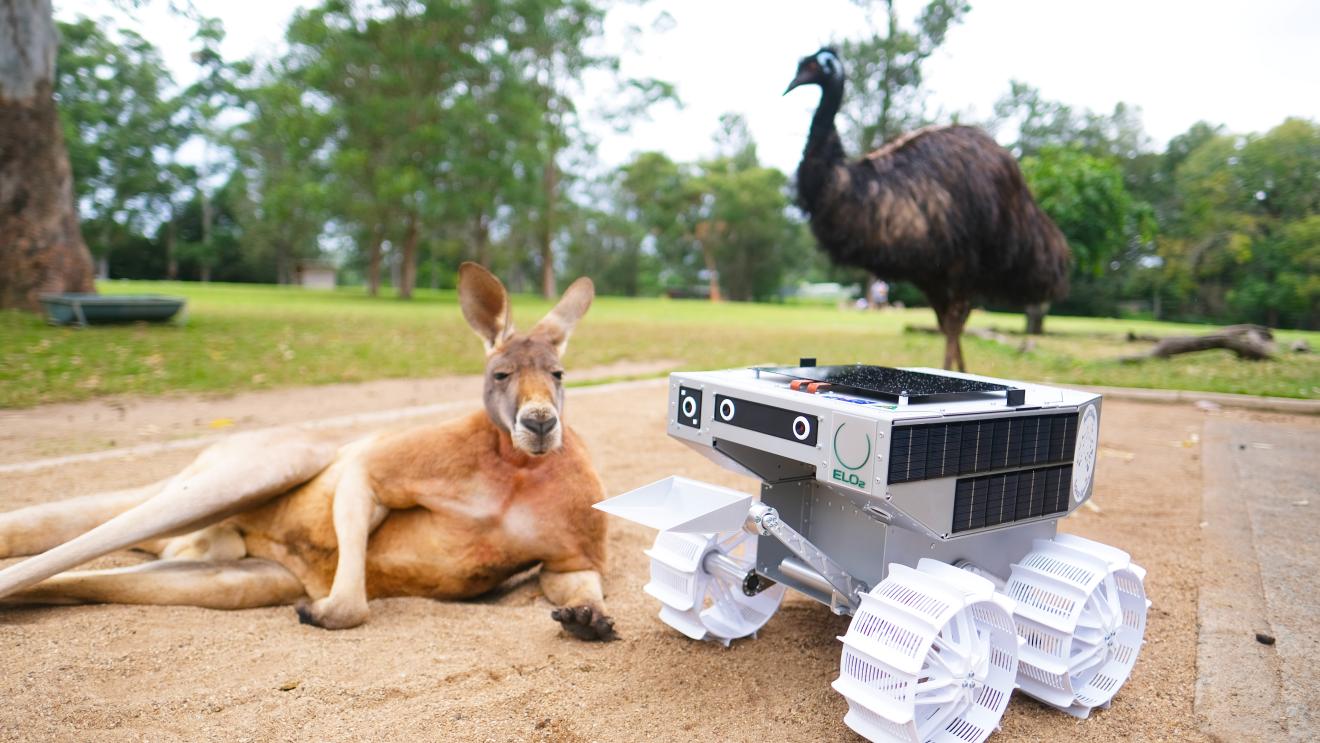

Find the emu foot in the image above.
[{"left": 551, "top": 605, "right": 618, "bottom": 641}]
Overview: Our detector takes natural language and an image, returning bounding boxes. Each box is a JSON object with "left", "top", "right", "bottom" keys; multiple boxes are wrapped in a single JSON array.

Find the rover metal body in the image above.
[{"left": 597, "top": 364, "right": 1145, "bottom": 743}]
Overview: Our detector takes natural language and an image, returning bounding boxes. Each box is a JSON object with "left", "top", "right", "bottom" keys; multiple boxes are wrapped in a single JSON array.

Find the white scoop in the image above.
[{"left": 594, "top": 476, "right": 753, "bottom": 533}]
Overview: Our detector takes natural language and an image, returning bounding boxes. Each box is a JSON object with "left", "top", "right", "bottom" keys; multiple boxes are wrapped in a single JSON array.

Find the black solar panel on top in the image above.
[{"left": 758, "top": 365, "right": 1013, "bottom": 402}]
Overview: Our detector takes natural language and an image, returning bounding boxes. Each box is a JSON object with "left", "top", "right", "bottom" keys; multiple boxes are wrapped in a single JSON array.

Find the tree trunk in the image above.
[
  {"left": 398, "top": 211, "right": 418, "bottom": 300},
  {"left": 0, "top": 0, "right": 95, "bottom": 310},
  {"left": 539, "top": 151, "right": 558, "bottom": 299},
  {"left": 164, "top": 208, "right": 178, "bottom": 280},
  {"left": 1024, "top": 302, "right": 1049, "bottom": 335},
  {"left": 700, "top": 241, "right": 722, "bottom": 302},
  {"left": 366, "top": 224, "right": 383, "bottom": 297},
  {"left": 1120, "top": 324, "right": 1276, "bottom": 362}
]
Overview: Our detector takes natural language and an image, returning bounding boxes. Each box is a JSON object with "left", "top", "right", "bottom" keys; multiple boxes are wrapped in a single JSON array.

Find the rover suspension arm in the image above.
[{"left": 746, "top": 502, "right": 868, "bottom": 613}]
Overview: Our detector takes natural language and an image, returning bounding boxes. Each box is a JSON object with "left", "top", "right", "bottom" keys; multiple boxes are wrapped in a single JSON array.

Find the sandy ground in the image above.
[{"left": 1, "top": 372, "right": 1315, "bottom": 742}]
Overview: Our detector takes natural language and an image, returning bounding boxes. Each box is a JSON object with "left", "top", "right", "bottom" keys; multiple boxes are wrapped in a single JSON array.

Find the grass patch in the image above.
[{"left": 1, "top": 279, "right": 1317, "bottom": 408}]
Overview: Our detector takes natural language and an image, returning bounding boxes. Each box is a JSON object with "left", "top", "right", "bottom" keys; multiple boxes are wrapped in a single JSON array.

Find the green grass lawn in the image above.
[{"left": 2, "top": 280, "right": 1317, "bottom": 408}]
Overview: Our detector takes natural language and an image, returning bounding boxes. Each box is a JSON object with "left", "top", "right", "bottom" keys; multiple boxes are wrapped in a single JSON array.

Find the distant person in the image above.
[{"left": 868, "top": 279, "right": 889, "bottom": 309}]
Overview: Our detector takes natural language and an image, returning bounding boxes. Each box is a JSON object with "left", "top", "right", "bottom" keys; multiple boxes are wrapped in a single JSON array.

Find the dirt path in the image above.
[{"left": 0, "top": 375, "right": 1312, "bottom": 742}]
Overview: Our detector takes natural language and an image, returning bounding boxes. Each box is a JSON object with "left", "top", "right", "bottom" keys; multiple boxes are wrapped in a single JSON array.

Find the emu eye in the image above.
[
  {"left": 551, "top": 370, "right": 564, "bottom": 380},
  {"left": 492, "top": 372, "right": 511, "bottom": 381}
]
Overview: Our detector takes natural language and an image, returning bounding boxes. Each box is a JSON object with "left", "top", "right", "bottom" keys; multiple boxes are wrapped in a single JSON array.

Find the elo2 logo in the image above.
[{"left": 831, "top": 422, "right": 871, "bottom": 489}]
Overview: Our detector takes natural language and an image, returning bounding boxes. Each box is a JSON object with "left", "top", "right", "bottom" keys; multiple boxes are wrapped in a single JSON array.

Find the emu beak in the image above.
[{"left": 784, "top": 72, "right": 810, "bottom": 95}]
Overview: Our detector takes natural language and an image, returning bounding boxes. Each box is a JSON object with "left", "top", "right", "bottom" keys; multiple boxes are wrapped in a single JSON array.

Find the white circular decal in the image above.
[
  {"left": 719, "top": 398, "right": 736, "bottom": 421},
  {"left": 1072, "top": 404, "right": 1099, "bottom": 502}
]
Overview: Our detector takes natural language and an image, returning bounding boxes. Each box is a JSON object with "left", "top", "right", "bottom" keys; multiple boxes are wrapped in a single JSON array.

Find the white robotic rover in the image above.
[{"left": 596, "top": 362, "right": 1149, "bottom": 743}]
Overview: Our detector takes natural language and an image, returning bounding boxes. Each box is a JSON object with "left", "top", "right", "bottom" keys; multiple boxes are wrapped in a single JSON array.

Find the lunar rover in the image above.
[{"left": 596, "top": 363, "right": 1149, "bottom": 743}]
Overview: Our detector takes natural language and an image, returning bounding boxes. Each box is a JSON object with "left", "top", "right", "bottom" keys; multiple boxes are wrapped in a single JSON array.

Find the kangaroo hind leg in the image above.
[
  {"left": 0, "top": 428, "right": 338, "bottom": 600},
  {"left": 0, "top": 558, "right": 306, "bottom": 609},
  {"left": 0, "top": 481, "right": 167, "bottom": 559}
]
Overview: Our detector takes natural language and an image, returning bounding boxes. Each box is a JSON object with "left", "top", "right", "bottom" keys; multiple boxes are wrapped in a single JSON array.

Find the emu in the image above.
[{"left": 786, "top": 47, "right": 1070, "bottom": 371}]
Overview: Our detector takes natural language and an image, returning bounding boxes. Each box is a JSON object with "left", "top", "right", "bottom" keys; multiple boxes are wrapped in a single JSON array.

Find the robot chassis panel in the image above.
[{"left": 597, "top": 364, "right": 1150, "bottom": 743}]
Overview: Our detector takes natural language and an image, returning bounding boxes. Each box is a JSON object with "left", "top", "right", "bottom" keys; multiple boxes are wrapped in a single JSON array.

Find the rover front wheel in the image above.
[
  {"left": 1004, "top": 533, "right": 1149, "bottom": 718},
  {"left": 832, "top": 559, "right": 1019, "bottom": 743},
  {"left": 643, "top": 528, "right": 786, "bottom": 646}
]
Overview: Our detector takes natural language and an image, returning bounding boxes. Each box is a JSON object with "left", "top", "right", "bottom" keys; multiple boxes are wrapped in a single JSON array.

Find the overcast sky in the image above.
[{"left": 58, "top": 0, "right": 1320, "bottom": 175}]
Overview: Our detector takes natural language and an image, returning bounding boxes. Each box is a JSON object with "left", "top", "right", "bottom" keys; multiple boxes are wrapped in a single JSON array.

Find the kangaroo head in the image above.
[{"left": 458, "top": 262, "right": 594, "bottom": 456}]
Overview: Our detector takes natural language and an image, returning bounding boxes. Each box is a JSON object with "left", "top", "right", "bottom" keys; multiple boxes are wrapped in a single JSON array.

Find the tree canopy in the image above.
[{"left": 39, "top": 1, "right": 1320, "bottom": 330}]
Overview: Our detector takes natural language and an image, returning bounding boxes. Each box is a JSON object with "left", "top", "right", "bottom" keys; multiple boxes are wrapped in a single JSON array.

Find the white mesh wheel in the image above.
[
  {"left": 643, "top": 528, "right": 786, "bottom": 646},
  {"left": 1004, "top": 533, "right": 1149, "bottom": 718},
  {"left": 832, "top": 559, "right": 1020, "bottom": 743}
]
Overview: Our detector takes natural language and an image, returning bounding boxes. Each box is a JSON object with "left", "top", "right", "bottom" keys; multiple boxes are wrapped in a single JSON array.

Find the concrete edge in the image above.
[
  {"left": 1063, "top": 384, "right": 1320, "bottom": 416},
  {"left": 1194, "top": 419, "right": 1287, "bottom": 740}
]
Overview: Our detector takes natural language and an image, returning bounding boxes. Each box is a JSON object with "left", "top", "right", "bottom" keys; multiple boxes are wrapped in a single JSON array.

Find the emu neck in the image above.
[{"left": 805, "top": 78, "right": 845, "bottom": 162}]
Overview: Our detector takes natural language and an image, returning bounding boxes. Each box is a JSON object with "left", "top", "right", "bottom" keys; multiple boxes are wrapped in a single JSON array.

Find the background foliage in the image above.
[{"left": 48, "top": 0, "right": 1320, "bottom": 330}]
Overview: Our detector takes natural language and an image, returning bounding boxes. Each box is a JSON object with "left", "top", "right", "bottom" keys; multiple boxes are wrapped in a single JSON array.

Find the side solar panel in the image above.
[
  {"left": 951, "top": 464, "right": 1074, "bottom": 534},
  {"left": 888, "top": 412, "right": 1078, "bottom": 484}
]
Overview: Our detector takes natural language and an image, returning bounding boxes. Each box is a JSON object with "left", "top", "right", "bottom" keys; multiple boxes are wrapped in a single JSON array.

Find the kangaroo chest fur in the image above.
[{"left": 234, "top": 413, "right": 603, "bottom": 601}]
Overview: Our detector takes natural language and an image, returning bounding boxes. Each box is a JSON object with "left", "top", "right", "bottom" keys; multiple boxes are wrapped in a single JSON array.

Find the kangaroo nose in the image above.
[{"left": 520, "top": 415, "right": 558, "bottom": 437}]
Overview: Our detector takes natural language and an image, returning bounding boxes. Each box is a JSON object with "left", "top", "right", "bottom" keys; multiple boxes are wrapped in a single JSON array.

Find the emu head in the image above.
[
  {"left": 458, "top": 262, "right": 594, "bottom": 456},
  {"left": 785, "top": 47, "right": 843, "bottom": 95}
]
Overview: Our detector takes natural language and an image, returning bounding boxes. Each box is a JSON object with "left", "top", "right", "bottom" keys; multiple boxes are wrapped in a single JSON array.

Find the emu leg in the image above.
[
  {"left": 0, "top": 481, "right": 167, "bottom": 559},
  {"left": 0, "top": 558, "right": 306, "bottom": 609},
  {"left": 0, "top": 429, "right": 337, "bottom": 599},
  {"left": 930, "top": 300, "right": 955, "bottom": 370},
  {"left": 945, "top": 299, "right": 973, "bottom": 373}
]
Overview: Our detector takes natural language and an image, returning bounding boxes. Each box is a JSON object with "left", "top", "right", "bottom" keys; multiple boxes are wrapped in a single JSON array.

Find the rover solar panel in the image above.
[
  {"left": 667, "top": 363, "right": 1100, "bottom": 540},
  {"left": 756, "top": 364, "right": 1024, "bottom": 404}
]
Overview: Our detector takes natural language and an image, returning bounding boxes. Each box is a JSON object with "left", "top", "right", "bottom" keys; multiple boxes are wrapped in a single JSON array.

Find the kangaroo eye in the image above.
[
  {"left": 552, "top": 370, "right": 564, "bottom": 380},
  {"left": 492, "top": 372, "right": 511, "bottom": 381}
]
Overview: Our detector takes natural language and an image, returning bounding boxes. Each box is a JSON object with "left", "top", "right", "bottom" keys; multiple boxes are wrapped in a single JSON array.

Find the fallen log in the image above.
[{"left": 1119, "top": 324, "right": 1275, "bottom": 363}]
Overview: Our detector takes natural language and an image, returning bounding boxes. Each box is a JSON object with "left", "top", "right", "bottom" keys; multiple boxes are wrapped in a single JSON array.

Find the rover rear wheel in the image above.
[
  {"left": 643, "top": 528, "right": 786, "bottom": 646},
  {"left": 1004, "top": 533, "right": 1149, "bottom": 718},
  {"left": 832, "top": 559, "right": 1019, "bottom": 743}
]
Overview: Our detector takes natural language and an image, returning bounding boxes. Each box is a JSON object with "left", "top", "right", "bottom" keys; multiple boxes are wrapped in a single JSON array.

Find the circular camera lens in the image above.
[
  {"left": 792, "top": 416, "right": 811, "bottom": 441},
  {"left": 681, "top": 395, "right": 697, "bottom": 418},
  {"left": 719, "top": 399, "right": 736, "bottom": 421}
]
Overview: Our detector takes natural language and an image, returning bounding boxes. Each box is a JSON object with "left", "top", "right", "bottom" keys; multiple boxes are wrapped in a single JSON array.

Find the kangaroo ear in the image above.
[
  {"left": 531, "top": 276, "right": 594, "bottom": 356},
  {"left": 458, "top": 262, "right": 513, "bottom": 354}
]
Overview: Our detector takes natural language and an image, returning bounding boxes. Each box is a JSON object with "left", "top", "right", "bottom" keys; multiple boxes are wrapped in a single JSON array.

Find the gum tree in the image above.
[{"left": 0, "top": 0, "right": 95, "bottom": 310}]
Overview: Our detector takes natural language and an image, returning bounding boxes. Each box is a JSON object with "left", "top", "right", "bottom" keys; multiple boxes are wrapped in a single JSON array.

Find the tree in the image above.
[
  {"left": 1019, "top": 146, "right": 1153, "bottom": 327},
  {"left": 694, "top": 114, "right": 811, "bottom": 301},
  {"left": 1163, "top": 119, "right": 1320, "bottom": 328},
  {"left": 230, "top": 70, "right": 331, "bottom": 284},
  {"left": 992, "top": 81, "right": 1150, "bottom": 161},
  {"left": 836, "top": 0, "right": 970, "bottom": 153},
  {"left": 174, "top": 17, "right": 252, "bottom": 282},
  {"left": 618, "top": 151, "right": 706, "bottom": 295},
  {"left": 504, "top": 0, "right": 672, "bottom": 298},
  {"left": 55, "top": 17, "right": 188, "bottom": 278},
  {"left": 0, "top": 0, "right": 95, "bottom": 310}
]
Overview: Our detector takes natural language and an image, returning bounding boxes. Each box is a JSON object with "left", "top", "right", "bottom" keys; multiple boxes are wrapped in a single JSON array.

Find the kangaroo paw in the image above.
[
  {"left": 295, "top": 597, "right": 367, "bottom": 630},
  {"left": 551, "top": 605, "right": 618, "bottom": 641}
]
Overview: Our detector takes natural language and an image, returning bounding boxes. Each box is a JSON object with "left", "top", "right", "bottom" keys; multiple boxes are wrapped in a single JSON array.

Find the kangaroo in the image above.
[{"left": 0, "top": 263, "right": 616, "bottom": 640}]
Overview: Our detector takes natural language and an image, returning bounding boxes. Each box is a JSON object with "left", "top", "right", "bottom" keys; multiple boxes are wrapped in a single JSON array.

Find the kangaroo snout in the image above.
[{"left": 519, "top": 414, "right": 558, "bottom": 437}]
